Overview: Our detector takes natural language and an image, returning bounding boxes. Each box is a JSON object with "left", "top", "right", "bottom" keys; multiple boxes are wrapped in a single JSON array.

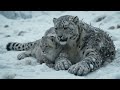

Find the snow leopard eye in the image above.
[
  {"left": 55, "top": 27, "right": 58, "bottom": 30},
  {"left": 64, "top": 27, "right": 68, "bottom": 30}
]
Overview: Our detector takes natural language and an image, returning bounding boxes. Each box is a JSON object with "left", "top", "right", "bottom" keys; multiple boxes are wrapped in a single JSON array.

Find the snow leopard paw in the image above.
[
  {"left": 68, "top": 61, "right": 90, "bottom": 76},
  {"left": 17, "top": 52, "right": 26, "bottom": 60},
  {"left": 54, "top": 59, "right": 72, "bottom": 71}
]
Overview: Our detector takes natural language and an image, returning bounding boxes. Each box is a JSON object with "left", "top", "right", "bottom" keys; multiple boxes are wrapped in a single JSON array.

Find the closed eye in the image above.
[
  {"left": 49, "top": 46, "right": 53, "bottom": 48},
  {"left": 55, "top": 27, "right": 58, "bottom": 30},
  {"left": 64, "top": 27, "right": 68, "bottom": 29},
  {"left": 46, "top": 45, "right": 53, "bottom": 48}
]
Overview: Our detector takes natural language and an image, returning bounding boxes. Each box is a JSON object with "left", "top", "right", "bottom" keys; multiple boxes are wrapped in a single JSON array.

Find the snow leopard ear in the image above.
[
  {"left": 73, "top": 16, "right": 79, "bottom": 24},
  {"left": 53, "top": 18, "right": 57, "bottom": 24}
]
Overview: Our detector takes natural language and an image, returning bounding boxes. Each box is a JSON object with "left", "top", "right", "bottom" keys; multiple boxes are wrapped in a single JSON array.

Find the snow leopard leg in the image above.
[
  {"left": 17, "top": 51, "right": 32, "bottom": 60},
  {"left": 54, "top": 53, "right": 72, "bottom": 71},
  {"left": 68, "top": 50, "right": 102, "bottom": 76}
]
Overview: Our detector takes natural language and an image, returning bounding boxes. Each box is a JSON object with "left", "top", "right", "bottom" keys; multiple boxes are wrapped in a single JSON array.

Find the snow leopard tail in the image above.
[{"left": 6, "top": 41, "right": 37, "bottom": 51}]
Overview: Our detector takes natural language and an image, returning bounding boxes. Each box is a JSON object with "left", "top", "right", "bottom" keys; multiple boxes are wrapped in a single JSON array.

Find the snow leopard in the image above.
[
  {"left": 6, "top": 15, "right": 116, "bottom": 76},
  {"left": 6, "top": 35, "right": 62, "bottom": 68},
  {"left": 52, "top": 15, "right": 116, "bottom": 76}
]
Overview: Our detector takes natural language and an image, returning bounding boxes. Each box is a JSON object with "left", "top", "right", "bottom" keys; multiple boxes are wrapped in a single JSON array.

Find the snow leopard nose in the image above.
[
  {"left": 42, "top": 50, "right": 45, "bottom": 54},
  {"left": 57, "top": 35, "right": 61, "bottom": 40},
  {"left": 58, "top": 36, "right": 62, "bottom": 39},
  {"left": 58, "top": 36, "right": 68, "bottom": 41}
]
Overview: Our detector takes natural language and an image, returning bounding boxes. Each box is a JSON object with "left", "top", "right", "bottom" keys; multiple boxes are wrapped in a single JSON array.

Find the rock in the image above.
[
  {"left": 5, "top": 35, "right": 11, "bottom": 37},
  {"left": 4, "top": 25, "right": 9, "bottom": 28},
  {"left": 95, "top": 16, "right": 106, "bottom": 22},
  {"left": 18, "top": 31, "right": 26, "bottom": 36},
  {"left": 0, "top": 11, "right": 32, "bottom": 19},
  {"left": 117, "top": 24, "right": 120, "bottom": 29},
  {"left": 0, "top": 11, "right": 18, "bottom": 19},
  {"left": 108, "top": 26, "right": 115, "bottom": 30}
]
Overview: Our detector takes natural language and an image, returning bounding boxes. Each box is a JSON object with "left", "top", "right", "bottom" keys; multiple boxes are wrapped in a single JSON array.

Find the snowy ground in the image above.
[{"left": 1, "top": 11, "right": 120, "bottom": 79}]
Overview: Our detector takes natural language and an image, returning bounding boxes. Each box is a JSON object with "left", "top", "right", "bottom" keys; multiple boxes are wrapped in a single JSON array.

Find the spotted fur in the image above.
[
  {"left": 52, "top": 15, "right": 116, "bottom": 76},
  {"left": 6, "top": 35, "right": 62, "bottom": 68},
  {"left": 6, "top": 15, "right": 116, "bottom": 76}
]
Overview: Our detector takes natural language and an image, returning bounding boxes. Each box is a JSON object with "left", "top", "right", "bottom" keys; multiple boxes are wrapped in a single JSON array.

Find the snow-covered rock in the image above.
[
  {"left": 0, "top": 11, "right": 65, "bottom": 20},
  {"left": 0, "top": 11, "right": 32, "bottom": 19}
]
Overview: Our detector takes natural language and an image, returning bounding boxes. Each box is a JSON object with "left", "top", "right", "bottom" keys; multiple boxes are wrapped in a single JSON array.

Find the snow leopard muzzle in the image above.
[
  {"left": 58, "top": 36, "right": 68, "bottom": 42},
  {"left": 57, "top": 36, "right": 68, "bottom": 45}
]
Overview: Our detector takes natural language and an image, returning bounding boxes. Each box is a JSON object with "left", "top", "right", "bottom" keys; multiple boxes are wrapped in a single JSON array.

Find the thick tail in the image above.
[{"left": 6, "top": 41, "right": 36, "bottom": 51}]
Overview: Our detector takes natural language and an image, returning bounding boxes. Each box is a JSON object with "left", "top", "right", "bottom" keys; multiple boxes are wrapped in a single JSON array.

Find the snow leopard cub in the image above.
[{"left": 6, "top": 36, "right": 62, "bottom": 68}]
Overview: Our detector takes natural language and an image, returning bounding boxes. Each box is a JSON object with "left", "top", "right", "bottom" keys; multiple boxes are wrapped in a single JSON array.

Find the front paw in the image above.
[
  {"left": 54, "top": 59, "right": 72, "bottom": 71},
  {"left": 17, "top": 53, "right": 26, "bottom": 60},
  {"left": 68, "top": 61, "right": 90, "bottom": 76}
]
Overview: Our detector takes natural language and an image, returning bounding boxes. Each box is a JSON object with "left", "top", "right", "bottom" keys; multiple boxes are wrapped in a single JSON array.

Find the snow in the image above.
[{"left": 0, "top": 11, "right": 120, "bottom": 79}]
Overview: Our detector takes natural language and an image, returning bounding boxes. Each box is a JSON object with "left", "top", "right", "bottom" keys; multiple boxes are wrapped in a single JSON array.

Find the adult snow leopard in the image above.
[
  {"left": 52, "top": 15, "right": 116, "bottom": 76},
  {"left": 6, "top": 35, "right": 62, "bottom": 68}
]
